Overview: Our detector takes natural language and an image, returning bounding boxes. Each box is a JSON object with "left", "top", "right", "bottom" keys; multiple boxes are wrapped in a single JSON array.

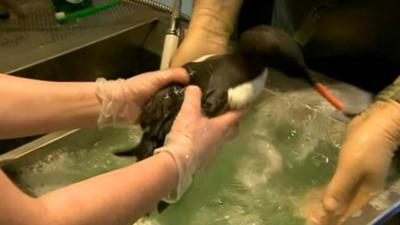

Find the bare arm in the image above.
[
  {"left": 0, "top": 69, "right": 188, "bottom": 139},
  {"left": 0, "top": 74, "right": 99, "bottom": 139},
  {"left": 189, "top": 0, "right": 244, "bottom": 40},
  {"left": 0, "top": 152, "right": 178, "bottom": 225}
]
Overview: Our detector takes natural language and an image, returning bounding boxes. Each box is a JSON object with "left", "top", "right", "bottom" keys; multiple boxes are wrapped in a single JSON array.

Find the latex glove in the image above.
[
  {"left": 170, "top": 0, "right": 243, "bottom": 66},
  {"left": 95, "top": 68, "right": 188, "bottom": 126},
  {"left": 154, "top": 86, "right": 243, "bottom": 202},
  {"left": 308, "top": 100, "right": 400, "bottom": 225}
]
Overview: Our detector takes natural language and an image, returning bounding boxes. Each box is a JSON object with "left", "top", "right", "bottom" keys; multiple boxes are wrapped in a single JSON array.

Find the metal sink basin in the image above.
[{"left": 0, "top": 17, "right": 160, "bottom": 151}]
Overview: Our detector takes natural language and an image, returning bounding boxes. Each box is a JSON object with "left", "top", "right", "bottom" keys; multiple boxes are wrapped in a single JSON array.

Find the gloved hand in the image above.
[
  {"left": 308, "top": 100, "right": 400, "bottom": 225},
  {"left": 95, "top": 68, "right": 188, "bottom": 126},
  {"left": 154, "top": 86, "right": 243, "bottom": 202},
  {"left": 170, "top": 0, "right": 243, "bottom": 66}
]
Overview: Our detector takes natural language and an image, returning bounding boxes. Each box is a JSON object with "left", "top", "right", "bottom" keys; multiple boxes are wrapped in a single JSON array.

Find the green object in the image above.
[
  {"left": 55, "top": 0, "right": 123, "bottom": 23},
  {"left": 52, "top": 0, "right": 93, "bottom": 13}
]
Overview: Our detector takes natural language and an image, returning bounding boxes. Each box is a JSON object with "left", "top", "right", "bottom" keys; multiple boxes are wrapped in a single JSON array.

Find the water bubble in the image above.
[
  {"left": 93, "top": 141, "right": 101, "bottom": 147},
  {"left": 216, "top": 197, "right": 224, "bottom": 205},
  {"left": 311, "top": 153, "right": 330, "bottom": 167},
  {"left": 288, "top": 129, "right": 297, "bottom": 139}
]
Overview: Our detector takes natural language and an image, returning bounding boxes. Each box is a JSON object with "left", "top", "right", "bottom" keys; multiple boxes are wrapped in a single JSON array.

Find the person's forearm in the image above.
[
  {"left": 0, "top": 152, "right": 178, "bottom": 225},
  {"left": 0, "top": 74, "right": 100, "bottom": 139},
  {"left": 188, "top": 0, "right": 244, "bottom": 46},
  {"left": 191, "top": 0, "right": 243, "bottom": 34},
  {"left": 41, "top": 153, "right": 178, "bottom": 225},
  {"left": 171, "top": 0, "right": 244, "bottom": 66},
  {"left": 370, "top": 75, "right": 400, "bottom": 143}
]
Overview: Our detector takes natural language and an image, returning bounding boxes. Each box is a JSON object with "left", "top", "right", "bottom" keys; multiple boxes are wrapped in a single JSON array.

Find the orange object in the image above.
[{"left": 314, "top": 82, "right": 346, "bottom": 111}]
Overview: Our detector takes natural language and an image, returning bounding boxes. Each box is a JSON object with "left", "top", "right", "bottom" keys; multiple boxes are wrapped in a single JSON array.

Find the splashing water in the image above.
[
  {"left": 7, "top": 87, "right": 347, "bottom": 225},
  {"left": 7, "top": 126, "right": 142, "bottom": 196},
  {"left": 135, "top": 88, "right": 345, "bottom": 225}
]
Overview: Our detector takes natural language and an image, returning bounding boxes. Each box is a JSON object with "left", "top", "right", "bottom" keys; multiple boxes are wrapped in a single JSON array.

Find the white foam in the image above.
[
  {"left": 369, "top": 190, "right": 391, "bottom": 211},
  {"left": 133, "top": 218, "right": 161, "bottom": 225},
  {"left": 389, "top": 179, "right": 400, "bottom": 194}
]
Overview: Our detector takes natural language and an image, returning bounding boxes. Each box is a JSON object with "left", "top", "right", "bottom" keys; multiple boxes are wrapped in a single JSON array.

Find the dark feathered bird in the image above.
[
  {"left": 114, "top": 25, "right": 312, "bottom": 213},
  {"left": 115, "top": 25, "right": 309, "bottom": 160}
]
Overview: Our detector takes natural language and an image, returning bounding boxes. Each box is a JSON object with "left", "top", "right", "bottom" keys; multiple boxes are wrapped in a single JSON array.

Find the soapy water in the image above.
[
  {"left": 5, "top": 87, "right": 343, "bottom": 225},
  {"left": 8, "top": 126, "right": 142, "bottom": 196},
  {"left": 134, "top": 89, "right": 345, "bottom": 225},
  {"left": 7, "top": 85, "right": 391, "bottom": 225}
]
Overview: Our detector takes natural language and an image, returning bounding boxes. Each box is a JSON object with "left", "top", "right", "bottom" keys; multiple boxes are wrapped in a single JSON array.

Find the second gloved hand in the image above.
[
  {"left": 308, "top": 100, "right": 400, "bottom": 225},
  {"left": 155, "top": 86, "right": 243, "bottom": 203},
  {"left": 95, "top": 68, "right": 188, "bottom": 126},
  {"left": 170, "top": 0, "right": 244, "bottom": 66}
]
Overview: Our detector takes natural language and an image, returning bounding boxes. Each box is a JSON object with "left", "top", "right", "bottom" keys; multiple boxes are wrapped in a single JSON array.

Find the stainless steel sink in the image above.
[{"left": 0, "top": 19, "right": 160, "bottom": 152}]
